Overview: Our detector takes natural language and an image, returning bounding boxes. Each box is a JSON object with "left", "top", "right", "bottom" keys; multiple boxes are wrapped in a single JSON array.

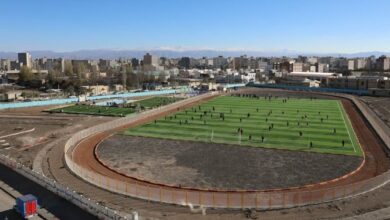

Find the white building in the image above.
[
  {"left": 241, "top": 72, "right": 256, "bottom": 83},
  {"left": 348, "top": 60, "right": 355, "bottom": 70},
  {"left": 292, "top": 62, "right": 304, "bottom": 72},
  {"left": 287, "top": 72, "right": 339, "bottom": 81},
  {"left": 318, "top": 63, "right": 329, "bottom": 72}
]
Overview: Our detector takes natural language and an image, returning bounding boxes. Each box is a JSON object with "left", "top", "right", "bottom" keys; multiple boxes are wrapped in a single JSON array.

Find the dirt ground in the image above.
[
  {"left": 97, "top": 135, "right": 362, "bottom": 190},
  {"left": 0, "top": 106, "right": 114, "bottom": 168}
]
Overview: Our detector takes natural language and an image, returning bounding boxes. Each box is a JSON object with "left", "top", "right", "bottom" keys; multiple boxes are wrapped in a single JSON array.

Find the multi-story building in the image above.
[
  {"left": 232, "top": 56, "right": 249, "bottom": 70},
  {"left": 307, "top": 57, "right": 318, "bottom": 65},
  {"left": 131, "top": 58, "right": 139, "bottom": 69},
  {"left": 348, "top": 60, "right": 355, "bottom": 70},
  {"left": 317, "top": 63, "right": 329, "bottom": 72},
  {"left": 355, "top": 58, "right": 367, "bottom": 70},
  {"left": 377, "top": 56, "right": 390, "bottom": 71},
  {"left": 18, "top": 52, "right": 32, "bottom": 68},
  {"left": 348, "top": 58, "right": 368, "bottom": 71},
  {"left": 143, "top": 53, "right": 159, "bottom": 67},
  {"left": 213, "top": 56, "right": 228, "bottom": 69},
  {"left": 0, "top": 59, "right": 11, "bottom": 71},
  {"left": 292, "top": 62, "right": 304, "bottom": 72},
  {"left": 38, "top": 58, "right": 65, "bottom": 72},
  {"left": 178, "top": 57, "right": 190, "bottom": 69},
  {"left": 258, "top": 61, "right": 271, "bottom": 73},
  {"left": 98, "top": 59, "right": 118, "bottom": 71}
]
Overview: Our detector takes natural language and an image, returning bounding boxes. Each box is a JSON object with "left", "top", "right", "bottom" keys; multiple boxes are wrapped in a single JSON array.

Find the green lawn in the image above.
[
  {"left": 134, "top": 96, "right": 183, "bottom": 108},
  {"left": 124, "top": 95, "right": 362, "bottom": 156},
  {"left": 48, "top": 96, "right": 183, "bottom": 117},
  {"left": 48, "top": 105, "right": 135, "bottom": 117}
]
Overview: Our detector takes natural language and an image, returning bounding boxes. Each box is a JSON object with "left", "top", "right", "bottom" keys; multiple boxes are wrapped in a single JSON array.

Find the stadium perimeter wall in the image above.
[{"left": 64, "top": 90, "right": 390, "bottom": 209}]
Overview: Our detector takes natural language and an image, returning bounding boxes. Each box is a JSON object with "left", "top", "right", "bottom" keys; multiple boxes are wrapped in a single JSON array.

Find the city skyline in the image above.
[{"left": 1, "top": 0, "right": 390, "bottom": 53}]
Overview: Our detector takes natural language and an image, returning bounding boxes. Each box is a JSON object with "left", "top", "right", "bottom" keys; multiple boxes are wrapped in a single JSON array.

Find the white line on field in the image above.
[{"left": 338, "top": 101, "right": 356, "bottom": 153}]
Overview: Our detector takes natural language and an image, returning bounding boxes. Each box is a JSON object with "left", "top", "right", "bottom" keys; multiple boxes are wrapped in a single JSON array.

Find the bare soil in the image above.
[
  {"left": 0, "top": 106, "right": 114, "bottom": 168},
  {"left": 97, "top": 135, "right": 362, "bottom": 190}
]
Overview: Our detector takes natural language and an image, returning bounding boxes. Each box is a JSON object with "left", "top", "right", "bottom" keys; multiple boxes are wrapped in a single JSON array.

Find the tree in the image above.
[
  {"left": 157, "top": 72, "right": 166, "bottom": 83},
  {"left": 18, "top": 66, "right": 34, "bottom": 86},
  {"left": 73, "top": 63, "right": 87, "bottom": 78},
  {"left": 46, "top": 69, "right": 60, "bottom": 89},
  {"left": 64, "top": 61, "right": 73, "bottom": 76}
]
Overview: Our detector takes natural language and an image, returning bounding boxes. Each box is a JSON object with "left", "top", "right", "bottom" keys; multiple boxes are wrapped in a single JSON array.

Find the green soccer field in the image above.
[
  {"left": 134, "top": 96, "right": 183, "bottom": 108},
  {"left": 49, "top": 105, "right": 135, "bottom": 117},
  {"left": 124, "top": 95, "right": 362, "bottom": 156},
  {"left": 48, "top": 96, "right": 183, "bottom": 117}
]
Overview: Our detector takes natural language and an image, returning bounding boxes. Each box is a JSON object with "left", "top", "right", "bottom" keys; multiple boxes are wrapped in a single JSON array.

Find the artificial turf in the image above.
[
  {"left": 124, "top": 95, "right": 362, "bottom": 156},
  {"left": 48, "top": 96, "right": 182, "bottom": 117},
  {"left": 48, "top": 105, "right": 135, "bottom": 117},
  {"left": 134, "top": 96, "right": 183, "bottom": 108}
]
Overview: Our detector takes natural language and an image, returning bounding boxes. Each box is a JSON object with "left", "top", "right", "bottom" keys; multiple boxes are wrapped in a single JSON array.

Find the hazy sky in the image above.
[{"left": 1, "top": 0, "right": 390, "bottom": 53}]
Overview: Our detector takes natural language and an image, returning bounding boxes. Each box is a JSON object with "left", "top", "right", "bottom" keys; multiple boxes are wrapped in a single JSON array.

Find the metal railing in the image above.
[{"left": 0, "top": 154, "right": 133, "bottom": 220}]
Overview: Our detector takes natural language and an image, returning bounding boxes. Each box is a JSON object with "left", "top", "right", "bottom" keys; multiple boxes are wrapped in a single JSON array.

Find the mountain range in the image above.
[{"left": 0, "top": 49, "right": 389, "bottom": 59}]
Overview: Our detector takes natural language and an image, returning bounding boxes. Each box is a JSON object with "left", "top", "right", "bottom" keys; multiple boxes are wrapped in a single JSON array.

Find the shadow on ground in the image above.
[{"left": 0, "top": 163, "right": 97, "bottom": 220}]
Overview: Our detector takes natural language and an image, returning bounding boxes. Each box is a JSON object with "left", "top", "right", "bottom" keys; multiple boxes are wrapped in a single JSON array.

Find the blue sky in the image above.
[{"left": 1, "top": 0, "right": 390, "bottom": 53}]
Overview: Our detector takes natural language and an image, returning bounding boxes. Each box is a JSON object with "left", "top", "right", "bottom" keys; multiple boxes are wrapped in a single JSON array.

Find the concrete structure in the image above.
[
  {"left": 280, "top": 78, "right": 320, "bottom": 87},
  {"left": 0, "top": 90, "right": 23, "bottom": 101},
  {"left": 368, "top": 88, "right": 390, "bottom": 97},
  {"left": 327, "top": 76, "right": 390, "bottom": 91},
  {"left": 287, "top": 72, "right": 337, "bottom": 81}
]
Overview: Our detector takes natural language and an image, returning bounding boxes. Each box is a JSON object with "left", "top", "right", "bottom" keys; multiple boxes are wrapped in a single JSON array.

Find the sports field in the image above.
[
  {"left": 48, "top": 96, "right": 182, "bottom": 117},
  {"left": 124, "top": 95, "right": 362, "bottom": 156},
  {"left": 134, "top": 96, "right": 183, "bottom": 108},
  {"left": 49, "top": 105, "right": 135, "bottom": 117}
]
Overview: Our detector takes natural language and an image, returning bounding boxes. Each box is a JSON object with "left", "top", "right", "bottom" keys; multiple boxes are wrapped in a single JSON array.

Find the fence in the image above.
[
  {"left": 248, "top": 83, "right": 369, "bottom": 95},
  {"left": 0, "top": 154, "right": 133, "bottom": 220},
  {"left": 0, "top": 89, "right": 177, "bottom": 110},
  {"left": 64, "top": 92, "right": 390, "bottom": 209}
]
